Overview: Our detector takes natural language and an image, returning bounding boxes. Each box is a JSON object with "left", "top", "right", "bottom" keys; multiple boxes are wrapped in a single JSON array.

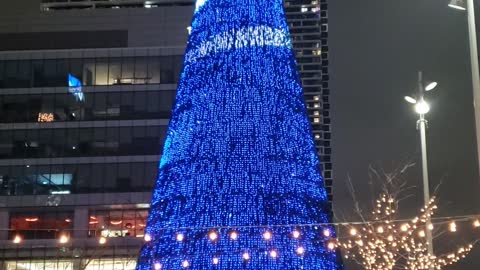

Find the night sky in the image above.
[{"left": 329, "top": 0, "right": 480, "bottom": 268}]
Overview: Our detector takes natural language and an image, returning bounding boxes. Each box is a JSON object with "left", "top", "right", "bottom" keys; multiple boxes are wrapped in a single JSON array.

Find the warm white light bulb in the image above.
[
  {"left": 263, "top": 231, "right": 272, "bottom": 240},
  {"left": 400, "top": 224, "right": 408, "bottom": 232},
  {"left": 208, "top": 231, "right": 218, "bottom": 241},
  {"left": 292, "top": 230, "right": 301, "bottom": 239},
  {"left": 230, "top": 231, "right": 238, "bottom": 240},
  {"left": 296, "top": 246, "right": 305, "bottom": 255},
  {"left": 419, "top": 230, "right": 426, "bottom": 237},
  {"left": 12, "top": 235, "right": 22, "bottom": 244},
  {"left": 270, "top": 250, "right": 278, "bottom": 258},
  {"left": 349, "top": 228, "right": 357, "bottom": 236},
  {"left": 376, "top": 226, "right": 384, "bottom": 233},
  {"left": 59, "top": 234, "right": 69, "bottom": 244},
  {"left": 99, "top": 236, "right": 107, "bottom": 245},
  {"left": 474, "top": 219, "right": 480, "bottom": 228},
  {"left": 327, "top": 242, "right": 336, "bottom": 250},
  {"left": 449, "top": 222, "right": 457, "bottom": 232},
  {"left": 154, "top": 263, "right": 162, "bottom": 270},
  {"left": 212, "top": 257, "right": 219, "bottom": 265},
  {"left": 323, "top": 229, "right": 331, "bottom": 237},
  {"left": 182, "top": 260, "right": 189, "bottom": 268},
  {"left": 144, "top": 234, "right": 152, "bottom": 242},
  {"left": 242, "top": 252, "right": 250, "bottom": 260},
  {"left": 176, "top": 233, "right": 185, "bottom": 242}
]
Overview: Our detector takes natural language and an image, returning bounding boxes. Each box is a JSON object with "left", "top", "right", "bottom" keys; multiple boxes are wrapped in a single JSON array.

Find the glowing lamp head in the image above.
[
  {"left": 292, "top": 230, "right": 300, "bottom": 239},
  {"left": 144, "top": 234, "right": 152, "bottom": 242},
  {"left": 415, "top": 100, "right": 430, "bottom": 115},
  {"left": 229, "top": 231, "right": 238, "bottom": 240},
  {"left": 242, "top": 252, "right": 250, "bottom": 261},
  {"left": 13, "top": 235, "right": 22, "bottom": 244},
  {"left": 296, "top": 246, "right": 305, "bottom": 256},
  {"left": 154, "top": 263, "right": 162, "bottom": 270},
  {"left": 404, "top": 96, "right": 417, "bottom": 104},
  {"left": 349, "top": 228, "right": 357, "bottom": 236},
  {"left": 212, "top": 257, "right": 219, "bottom": 265},
  {"left": 327, "top": 242, "right": 336, "bottom": 250},
  {"left": 448, "top": 0, "right": 466, "bottom": 10},
  {"left": 182, "top": 260, "right": 190, "bottom": 268},
  {"left": 425, "top": 81, "right": 438, "bottom": 91},
  {"left": 99, "top": 236, "right": 107, "bottom": 245},
  {"left": 208, "top": 231, "right": 218, "bottom": 241},
  {"left": 270, "top": 250, "right": 278, "bottom": 258},
  {"left": 323, "top": 229, "right": 331, "bottom": 237}
]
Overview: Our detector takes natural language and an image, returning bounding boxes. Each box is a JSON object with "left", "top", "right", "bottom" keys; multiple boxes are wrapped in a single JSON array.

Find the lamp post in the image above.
[
  {"left": 448, "top": 0, "right": 480, "bottom": 179},
  {"left": 405, "top": 71, "right": 438, "bottom": 265}
]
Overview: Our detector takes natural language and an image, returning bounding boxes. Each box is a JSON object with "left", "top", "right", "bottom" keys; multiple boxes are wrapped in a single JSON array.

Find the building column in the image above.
[
  {"left": 0, "top": 210, "right": 9, "bottom": 240},
  {"left": 73, "top": 208, "right": 88, "bottom": 239}
]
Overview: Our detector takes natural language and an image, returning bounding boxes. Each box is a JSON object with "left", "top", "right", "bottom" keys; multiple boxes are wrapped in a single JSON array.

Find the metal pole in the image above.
[
  {"left": 417, "top": 71, "right": 434, "bottom": 265},
  {"left": 466, "top": 0, "right": 480, "bottom": 178}
]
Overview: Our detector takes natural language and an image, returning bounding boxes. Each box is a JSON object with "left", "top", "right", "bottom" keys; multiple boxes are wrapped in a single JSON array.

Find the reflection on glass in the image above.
[{"left": 0, "top": 56, "right": 183, "bottom": 88}]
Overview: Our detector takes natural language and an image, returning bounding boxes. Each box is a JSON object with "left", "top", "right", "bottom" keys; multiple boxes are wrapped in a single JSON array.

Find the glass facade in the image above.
[
  {"left": 88, "top": 208, "right": 149, "bottom": 238},
  {"left": 9, "top": 211, "right": 73, "bottom": 240},
  {"left": 0, "top": 91, "right": 176, "bottom": 123},
  {"left": 0, "top": 126, "right": 167, "bottom": 159},
  {"left": 0, "top": 53, "right": 179, "bottom": 197},
  {"left": 0, "top": 162, "right": 157, "bottom": 195},
  {"left": 0, "top": 56, "right": 183, "bottom": 89}
]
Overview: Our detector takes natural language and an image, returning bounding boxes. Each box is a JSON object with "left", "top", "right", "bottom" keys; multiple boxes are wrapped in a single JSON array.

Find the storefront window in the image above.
[
  {"left": 9, "top": 211, "right": 74, "bottom": 240},
  {"left": 6, "top": 260, "right": 73, "bottom": 270},
  {"left": 88, "top": 209, "right": 148, "bottom": 238}
]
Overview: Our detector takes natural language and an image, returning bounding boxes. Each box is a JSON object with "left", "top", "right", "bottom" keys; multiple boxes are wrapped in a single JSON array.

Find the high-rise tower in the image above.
[{"left": 136, "top": 0, "right": 340, "bottom": 269}]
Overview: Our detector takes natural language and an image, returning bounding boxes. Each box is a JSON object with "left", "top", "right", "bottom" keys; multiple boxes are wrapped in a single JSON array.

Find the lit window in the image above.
[
  {"left": 9, "top": 212, "right": 73, "bottom": 240},
  {"left": 88, "top": 209, "right": 148, "bottom": 238},
  {"left": 6, "top": 260, "right": 73, "bottom": 270}
]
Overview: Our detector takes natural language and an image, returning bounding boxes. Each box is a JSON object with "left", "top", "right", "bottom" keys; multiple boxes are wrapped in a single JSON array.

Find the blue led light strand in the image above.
[{"left": 136, "top": 0, "right": 342, "bottom": 269}]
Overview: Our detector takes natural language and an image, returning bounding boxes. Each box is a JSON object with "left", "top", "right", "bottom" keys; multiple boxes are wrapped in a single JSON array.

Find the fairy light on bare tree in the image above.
[{"left": 337, "top": 189, "right": 476, "bottom": 270}]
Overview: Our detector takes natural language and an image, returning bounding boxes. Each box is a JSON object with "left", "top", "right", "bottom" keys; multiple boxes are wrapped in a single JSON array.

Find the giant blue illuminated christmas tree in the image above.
[{"left": 136, "top": 0, "right": 341, "bottom": 269}]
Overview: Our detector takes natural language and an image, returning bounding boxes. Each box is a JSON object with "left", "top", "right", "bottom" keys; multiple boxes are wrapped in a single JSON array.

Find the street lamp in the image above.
[
  {"left": 448, "top": 0, "right": 480, "bottom": 180},
  {"left": 404, "top": 71, "right": 438, "bottom": 265}
]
